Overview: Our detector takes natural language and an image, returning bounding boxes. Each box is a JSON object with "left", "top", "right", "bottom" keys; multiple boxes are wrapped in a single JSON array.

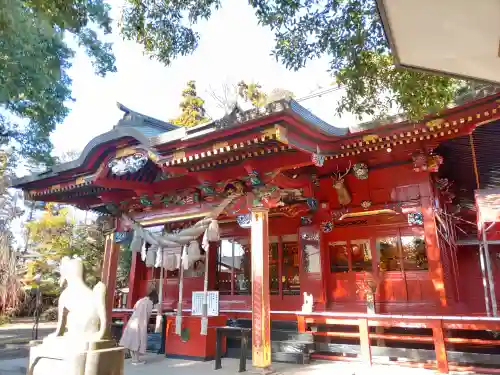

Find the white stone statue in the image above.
[
  {"left": 49, "top": 256, "right": 108, "bottom": 341},
  {"left": 28, "top": 256, "right": 123, "bottom": 375}
]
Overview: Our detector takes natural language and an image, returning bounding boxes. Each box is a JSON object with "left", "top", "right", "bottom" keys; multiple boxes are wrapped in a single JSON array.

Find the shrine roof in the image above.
[
  {"left": 11, "top": 99, "right": 348, "bottom": 188},
  {"left": 11, "top": 92, "right": 500, "bottom": 198}
]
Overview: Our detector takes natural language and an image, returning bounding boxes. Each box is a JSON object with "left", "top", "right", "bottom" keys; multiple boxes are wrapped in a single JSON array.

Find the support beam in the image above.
[
  {"left": 101, "top": 223, "right": 120, "bottom": 334},
  {"left": 422, "top": 198, "right": 447, "bottom": 307},
  {"left": 251, "top": 207, "right": 272, "bottom": 371},
  {"left": 127, "top": 252, "right": 140, "bottom": 308}
]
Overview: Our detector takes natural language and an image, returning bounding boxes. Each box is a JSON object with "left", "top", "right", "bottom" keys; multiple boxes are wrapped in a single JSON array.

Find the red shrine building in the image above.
[{"left": 12, "top": 95, "right": 500, "bottom": 373}]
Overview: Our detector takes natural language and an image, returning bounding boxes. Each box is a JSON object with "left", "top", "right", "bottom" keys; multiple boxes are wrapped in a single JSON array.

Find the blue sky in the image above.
[{"left": 50, "top": 0, "right": 362, "bottom": 158}]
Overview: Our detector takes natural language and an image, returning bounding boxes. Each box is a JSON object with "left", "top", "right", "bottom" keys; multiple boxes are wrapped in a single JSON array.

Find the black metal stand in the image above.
[
  {"left": 158, "top": 314, "right": 167, "bottom": 355},
  {"left": 31, "top": 288, "right": 42, "bottom": 341},
  {"left": 215, "top": 326, "right": 251, "bottom": 373}
]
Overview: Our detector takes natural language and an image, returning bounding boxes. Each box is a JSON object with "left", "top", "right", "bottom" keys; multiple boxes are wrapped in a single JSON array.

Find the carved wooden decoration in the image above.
[{"left": 331, "top": 162, "right": 352, "bottom": 206}]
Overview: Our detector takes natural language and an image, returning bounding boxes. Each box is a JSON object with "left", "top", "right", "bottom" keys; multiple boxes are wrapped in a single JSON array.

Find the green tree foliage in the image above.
[
  {"left": 0, "top": 0, "right": 116, "bottom": 165},
  {"left": 120, "top": 0, "right": 462, "bottom": 120},
  {"left": 25, "top": 204, "right": 133, "bottom": 294},
  {"left": 209, "top": 81, "right": 294, "bottom": 114},
  {"left": 237, "top": 81, "right": 295, "bottom": 107},
  {"left": 170, "top": 80, "right": 210, "bottom": 127},
  {"left": 237, "top": 81, "right": 268, "bottom": 108},
  {"left": 25, "top": 204, "right": 104, "bottom": 290},
  {"left": 116, "top": 248, "right": 132, "bottom": 289}
]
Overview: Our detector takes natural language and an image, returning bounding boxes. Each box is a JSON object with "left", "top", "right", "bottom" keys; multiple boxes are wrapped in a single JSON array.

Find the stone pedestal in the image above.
[{"left": 27, "top": 337, "right": 124, "bottom": 375}]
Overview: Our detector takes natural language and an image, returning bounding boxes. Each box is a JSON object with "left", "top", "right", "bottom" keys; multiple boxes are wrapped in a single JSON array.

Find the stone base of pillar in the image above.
[{"left": 250, "top": 366, "right": 280, "bottom": 375}]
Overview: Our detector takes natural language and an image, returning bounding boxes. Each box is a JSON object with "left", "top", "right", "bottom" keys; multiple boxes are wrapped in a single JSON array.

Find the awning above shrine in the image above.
[
  {"left": 437, "top": 119, "right": 500, "bottom": 209},
  {"left": 376, "top": 0, "right": 500, "bottom": 83}
]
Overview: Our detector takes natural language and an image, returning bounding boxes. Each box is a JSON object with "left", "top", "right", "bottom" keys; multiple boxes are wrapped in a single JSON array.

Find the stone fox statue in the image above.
[{"left": 51, "top": 256, "right": 108, "bottom": 341}]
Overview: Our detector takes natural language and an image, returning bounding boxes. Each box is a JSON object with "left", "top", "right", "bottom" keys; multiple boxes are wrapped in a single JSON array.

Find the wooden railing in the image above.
[
  {"left": 296, "top": 312, "right": 500, "bottom": 374},
  {"left": 112, "top": 308, "right": 500, "bottom": 373}
]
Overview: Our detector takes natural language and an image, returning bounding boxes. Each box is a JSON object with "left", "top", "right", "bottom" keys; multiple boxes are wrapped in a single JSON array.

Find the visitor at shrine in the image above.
[{"left": 119, "top": 290, "right": 159, "bottom": 365}]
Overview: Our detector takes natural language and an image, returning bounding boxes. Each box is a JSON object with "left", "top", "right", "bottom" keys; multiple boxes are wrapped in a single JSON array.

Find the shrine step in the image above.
[
  {"left": 225, "top": 346, "right": 311, "bottom": 365},
  {"left": 225, "top": 337, "right": 314, "bottom": 365},
  {"left": 271, "top": 340, "right": 315, "bottom": 354},
  {"left": 270, "top": 330, "right": 314, "bottom": 342},
  {"left": 273, "top": 351, "right": 311, "bottom": 364},
  {"left": 227, "top": 331, "right": 313, "bottom": 350}
]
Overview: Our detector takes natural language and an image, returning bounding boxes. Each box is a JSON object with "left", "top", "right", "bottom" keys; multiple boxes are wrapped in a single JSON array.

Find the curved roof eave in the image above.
[
  {"left": 288, "top": 100, "right": 349, "bottom": 137},
  {"left": 12, "top": 99, "right": 349, "bottom": 188},
  {"left": 11, "top": 127, "right": 154, "bottom": 188},
  {"left": 151, "top": 99, "right": 348, "bottom": 146}
]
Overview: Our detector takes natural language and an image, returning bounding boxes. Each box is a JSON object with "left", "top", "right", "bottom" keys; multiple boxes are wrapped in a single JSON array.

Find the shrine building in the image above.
[{"left": 12, "top": 95, "right": 500, "bottom": 373}]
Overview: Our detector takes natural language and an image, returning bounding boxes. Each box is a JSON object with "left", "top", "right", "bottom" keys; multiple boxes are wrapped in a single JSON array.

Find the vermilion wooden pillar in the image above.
[
  {"left": 101, "top": 220, "right": 121, "bottom": 326},
  {"left": 208, "top": 242, "right": 218, "bottom": 290},
  {"left": 251, "top": 207, "right": 272, "bottom": 371},
  {"left": 422, "top": 197, "right": 448, "bottom": 307},
  {"left": 127, "top": 252, "right": 141, "bottom": 308}
]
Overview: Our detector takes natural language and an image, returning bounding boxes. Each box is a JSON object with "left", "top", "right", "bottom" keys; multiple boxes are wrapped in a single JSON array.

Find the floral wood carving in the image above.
[
  {"left": 353, "top": 163, "right": 369, "bottom": 180},
  {"left": 108, "top": 153, "right": 148, "bottom": 176},
  {"left": 412, "top": 151, "right": 443, "bottom": 173}
]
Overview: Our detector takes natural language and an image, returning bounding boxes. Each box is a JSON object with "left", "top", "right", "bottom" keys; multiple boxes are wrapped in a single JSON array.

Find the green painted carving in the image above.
[
  {"left": 199, "top": 182, "right": 215, "bottom": 195},
  {"left": 139, "top": 195, "right": 152, "bottom": 206},
  {"left": 248, "top": 170, "right": 262, "bottom": 186}
]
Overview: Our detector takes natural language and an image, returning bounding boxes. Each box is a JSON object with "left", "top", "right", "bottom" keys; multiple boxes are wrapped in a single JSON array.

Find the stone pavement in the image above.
[
  {"left": 0, "top": 319, "right": 56, "bottom": 360},
  {"left": 0, "top": 353, "right": 468, "bottom": 375}
]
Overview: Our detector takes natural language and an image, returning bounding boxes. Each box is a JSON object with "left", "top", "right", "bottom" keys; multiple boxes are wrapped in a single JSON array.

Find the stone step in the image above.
[
  {"left": 271, "top": 340, "right": 315, "bottom": 354},
  {"left": 225, "top": 347, "right": 310, "bottom": 365},
  {"left": 273, "top": 351, "right": 310, "bottom": 364},
  {"left": 271, "top": 331, "right": 314, "bottom": 342},
  {"left": 227, "top": 331, "right": 312, "bottom": 345}
]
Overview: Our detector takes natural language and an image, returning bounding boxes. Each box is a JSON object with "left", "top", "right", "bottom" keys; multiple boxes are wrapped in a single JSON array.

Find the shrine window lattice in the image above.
[
  {"left": 330, "top": 231, "right": 428, "bottom": 273},
  {"left": 377, "top": 233, "right": 428, "bottom": 272},
  {"left": 216, "top": 235, "right": 300, "bottom": 296},
  {"left": 330, "top": 239, "right": 372, "bottom": 273}
]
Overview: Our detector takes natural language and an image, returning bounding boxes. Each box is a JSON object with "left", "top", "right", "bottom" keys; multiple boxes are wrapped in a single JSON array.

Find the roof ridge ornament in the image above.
[{"left": 115, "top": 102, "right": 177, "bottom": 132}]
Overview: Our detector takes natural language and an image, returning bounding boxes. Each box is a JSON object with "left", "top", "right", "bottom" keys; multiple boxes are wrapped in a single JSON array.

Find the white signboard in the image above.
[{"left": 192, "top": 291, "right": 219, "bottom": 316}]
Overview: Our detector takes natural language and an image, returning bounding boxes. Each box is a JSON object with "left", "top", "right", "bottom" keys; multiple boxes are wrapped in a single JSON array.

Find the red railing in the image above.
[{"left": 297, "top": 312, "right": 500, "bottom": 374}]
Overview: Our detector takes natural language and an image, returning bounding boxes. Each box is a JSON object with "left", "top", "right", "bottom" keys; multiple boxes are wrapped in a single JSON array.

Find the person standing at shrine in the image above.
[{"left": 119, "top": 290, "right": 159, "bottom": 365}]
